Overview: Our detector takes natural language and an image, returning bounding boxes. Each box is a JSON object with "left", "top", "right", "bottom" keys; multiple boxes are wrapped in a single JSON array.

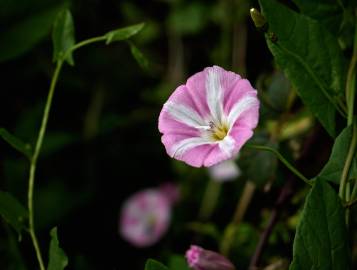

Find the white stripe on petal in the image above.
[
  {"left": 227, "top": 96, "right": 258, "bottom": 127},
  {"left": 206, "top": 68, "right": 224, "bottom": 123},
  {"left": 164, "top": 101, "right": 207, "bottom": 129},
  {"left": 171, "top": 137, "right": 212, "bottom": 158},
  {"left": 218, "top": 135, "right": 235, "bottom": 156}
]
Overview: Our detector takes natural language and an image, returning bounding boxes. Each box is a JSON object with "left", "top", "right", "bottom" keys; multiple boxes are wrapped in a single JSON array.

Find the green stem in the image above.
[
  {"left": 247, "top": 144, "right": 312, "bottom": 186},
  {"left": 27, "top": 60, "right": 63, "bottom": 270},
  {"left": 339, "top": 124, "right": 357, "bottom": 200},
  {"left": 346, "top": 8, "right": 357, "bottom": 126},
  {"left": 351, "top": 179, "right": 357, "bottom": 200},
  {"left": 26, "top": 34, "right": 108, "bottom": 270},
  {"left": 345, "top": 197, "right": 357, "bottom": 208},
  {"left": 67, "top": 36, "right": 106, "bottom": 56}
]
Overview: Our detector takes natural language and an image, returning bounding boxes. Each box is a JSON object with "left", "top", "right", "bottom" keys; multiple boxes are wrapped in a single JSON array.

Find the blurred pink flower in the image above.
[
  {"left": 208, "top": 159, "right": 241, "bottom": 182},
  {"left": 186, "top": 245, "right": 236, "bottom": 270},
  {"left": 159, "top": 66, "right": 259, "bottom": 167},
  {"left": 119, "top": 185, "right": 177, "bottom": 247}
]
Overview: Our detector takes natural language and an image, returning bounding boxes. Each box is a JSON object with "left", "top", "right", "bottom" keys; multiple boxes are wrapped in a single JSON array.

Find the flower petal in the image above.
[
  {"left": 119, "top": 189, "right": 171, "bottom": 247},
  {"left": 159, "top": 86, "right": 208, "bottom": 130},
  {"left": 206, "top": 66, "right": 224, "bottom": 123},
  {"left": 175, "top": 144, "right": 216, "bottom": 167},
  {"left": 228, "top": 127, "right": 254, "bottom": 152},
  {"left": 227, "top": 95, "right": 259, "bottom": 128},
  {"left": 224, "top": 79, "right": 257, "bottom": 114},
  {"left": 170, "top": 137, "right": 213, "bottom": 158},
  {"left": 218, "top": 135, "right": 235, "bottom": 156}
]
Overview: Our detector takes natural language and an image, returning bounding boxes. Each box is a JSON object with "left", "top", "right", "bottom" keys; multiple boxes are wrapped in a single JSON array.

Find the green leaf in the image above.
[
  {"left": 168, "top": 255, "right": 190, "bottom": 270},
  {"left": 259, "top": 0, "right": 347, "bottom": 137},
  {"left": 290, "top": 178, "right": 351, "bottom": 270},
  {"left": 0, "top": 5, "right": 63, "bottom": 62},
  {"left": 0, "top": 191, "right": 28, "bottom": 237},
  {"left": 292, "top": 0, "right": 344, "bottom": 35},
  {"left": 128, "top": 42, "right": 149, "bottom": 70},
  {"left": 0, "top": 128, "right": 32, "bottom": 159},
  {"left": 52, "top": 9, "right": 76, "bottom": 65},
  {"left": 144, "top": 259, "right": 169, "bottom": 270},
  {"left": 3, "top": 225, "right": 28, "bottom": 270},
  {"left": 316, "top": 126, "right": 357, "bottom": 184},
  {"left": 105, "top": 23, "right": 145, "bottom": 44},
  {"left": 48, "top": 227, "right": 68, "bottom": 270}
]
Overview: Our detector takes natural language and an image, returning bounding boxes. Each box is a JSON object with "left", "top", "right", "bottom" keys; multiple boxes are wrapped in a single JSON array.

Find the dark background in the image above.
[{"left": 0, "top": 0, "right": 345, "bottom": 269}]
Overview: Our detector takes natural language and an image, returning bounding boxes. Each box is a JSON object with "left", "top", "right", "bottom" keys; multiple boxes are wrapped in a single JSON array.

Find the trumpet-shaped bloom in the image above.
[
  {"left": 119, "top": 188, "right": 171, "bottom": 247},
  {"left": 159, "top": 66, "right": 259, "bottom": 167},
  {"left": 186, "top": 245, "right": 236, "bottom": 270}
]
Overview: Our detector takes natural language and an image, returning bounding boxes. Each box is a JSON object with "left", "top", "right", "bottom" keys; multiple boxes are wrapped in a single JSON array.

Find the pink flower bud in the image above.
[{"left": 185, "top": 245, "right": 236, "bottom": 270}]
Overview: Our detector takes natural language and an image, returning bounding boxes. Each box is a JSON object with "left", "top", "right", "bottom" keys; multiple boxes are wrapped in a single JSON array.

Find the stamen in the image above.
[{"left": 208, "top": 121, "right": 229, "bottom": 141}]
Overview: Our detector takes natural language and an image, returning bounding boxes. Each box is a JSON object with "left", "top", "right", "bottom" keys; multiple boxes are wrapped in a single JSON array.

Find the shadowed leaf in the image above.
[
  {"left": 168, "top": 255, "right": 190, "bottom": 270},
  {"left": 0, "top": 5, "right": 63, "bottom": 62},
  {"left": 259, "top": 0, "right": 347, "bottom": 137},
  {"left": 52, "top": 8, "right": 76, "bottom": 65},
  {"left": 128, "top": 42, "right": 149, "bottom": 70},
  {"left": 292, "top": 0, "right": 344, "bottom": 35},
  {"left": 48, "top": 227, "right": 68, "bottom": 270},
  {"left": 0, "top": 191, "right": 28, "bottom": 237},
  {"left": 290, "top": 178, "right": 351, "bottom": 270},
  {"left": 0, "top": 128, "right": 32, "bottom": 159},
  {"left": 145, "top": 259, "right": 169, "bottom": 270},
  {"left": 105, "top": 23, "right": 145, "bottom": 44},
  {"left": 316, "top": 126, "right": 357, "bottom": 183}
]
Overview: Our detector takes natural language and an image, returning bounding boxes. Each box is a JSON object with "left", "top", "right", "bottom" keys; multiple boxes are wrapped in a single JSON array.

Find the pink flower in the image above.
[
  {"left": 186, "top": 245, "right": 236, "bottom": 270},
  {"left": 159, "top": 66, "right": 259, "bottom": 167},
  {"left": 119, "top": 187, "right": 174, "bottom": 247}
]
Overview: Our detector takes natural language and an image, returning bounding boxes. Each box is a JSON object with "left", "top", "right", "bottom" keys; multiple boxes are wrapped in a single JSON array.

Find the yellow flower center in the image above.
[{"left": 209, "top": 121, "right": 229, "bottom": 141}]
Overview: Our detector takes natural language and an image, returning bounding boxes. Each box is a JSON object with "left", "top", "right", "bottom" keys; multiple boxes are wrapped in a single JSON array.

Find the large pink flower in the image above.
[{"left": 159, "top": 66, "right": 259, "bottom": 167}]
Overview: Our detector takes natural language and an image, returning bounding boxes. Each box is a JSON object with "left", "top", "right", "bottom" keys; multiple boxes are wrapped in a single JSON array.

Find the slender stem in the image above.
[
  {"left": 339, "top": 124, "right": 357, "bottom": 200},
  {"left": 346, "top": 8, "right": 357, "bottom": 126},
  {"left": 345, "top": 198, "right": 357, "bottom": 208},
  {"left": 351, "top": 179, "right": 357, "bottom": 199},
  {"left": 27, "top": 60, "right": 63, "bottom": 270},
  {"left": 67, "top": 36, "right": 106, "bottom": 56},
  {"left": 247, "top": 145, "right": 312, "bottom": 186},
  {"left": 26, "top": 35, "right": 107, "bottom": 270},
  {"left": 232, "top": 181, "right": 256, "bottom": 224}
]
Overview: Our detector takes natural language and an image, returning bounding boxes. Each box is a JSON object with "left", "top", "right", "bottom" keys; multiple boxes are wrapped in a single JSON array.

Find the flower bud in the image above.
[
  {"left": 250, "top": 8, "right": 267, "bottom": 31},
  {"left": 185, "top": 245, "right": 236, "bottom": 270}
]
